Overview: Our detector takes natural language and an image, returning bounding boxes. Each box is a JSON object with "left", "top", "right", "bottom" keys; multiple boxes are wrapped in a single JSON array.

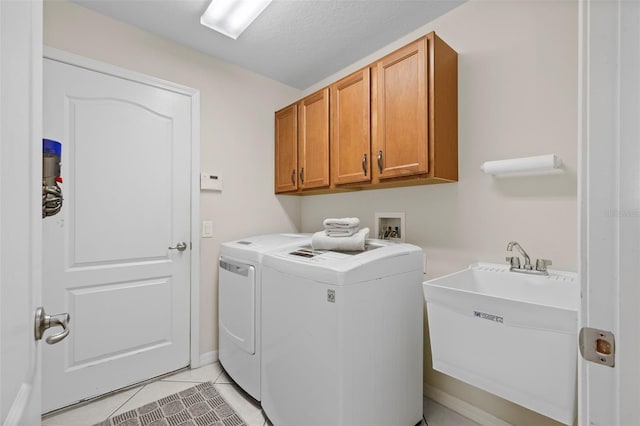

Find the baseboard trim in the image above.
[
  {"left": 423, "top": 383, "right": 511, "bottom": 426},
  {"left": 199, "top": 351, "right": 219, "bottom": 366}
]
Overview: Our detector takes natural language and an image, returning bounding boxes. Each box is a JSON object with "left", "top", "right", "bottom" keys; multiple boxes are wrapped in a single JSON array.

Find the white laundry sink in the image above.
[{"left": 423, "top": 263, "right": 578, "bottom": 425}]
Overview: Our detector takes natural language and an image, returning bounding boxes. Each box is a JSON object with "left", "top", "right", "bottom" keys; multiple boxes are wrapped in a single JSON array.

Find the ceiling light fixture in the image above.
[{"left": 200, "top": 0, "right": 272, "bottom": 40}]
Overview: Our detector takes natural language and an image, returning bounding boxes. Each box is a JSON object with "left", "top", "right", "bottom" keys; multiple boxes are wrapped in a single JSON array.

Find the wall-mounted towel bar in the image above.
[{"left": 480, "top": 154, "right": 563, "bottom": 176}]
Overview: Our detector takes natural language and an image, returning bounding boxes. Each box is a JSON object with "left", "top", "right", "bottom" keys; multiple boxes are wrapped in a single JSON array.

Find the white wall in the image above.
[
  {"left": 43, "top": 0, "right": 302, "bottom": 358},
  {"left": 300, "top": 1, "right": 577, "bottom": 425}
]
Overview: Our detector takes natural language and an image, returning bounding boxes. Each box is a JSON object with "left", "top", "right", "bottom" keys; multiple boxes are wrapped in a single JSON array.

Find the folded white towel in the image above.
[
  {"left": 326, "top": 227, "right": 358, "bottom": 237},
  {"left": 312, "top": 228, "right": 369, "bottom": 251},
  {"left": 322, "top": 217, "right": 360, "bottom": 229}
]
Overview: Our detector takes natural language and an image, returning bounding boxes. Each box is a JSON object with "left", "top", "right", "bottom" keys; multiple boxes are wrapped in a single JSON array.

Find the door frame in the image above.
[
  {"left": 43, "top": 46, "right": 202, "bottom": 370},
  {"left": 1, "top": 1, "right": 43, "bottom": 424},
  {"left": 578, "top": 0, "right": 640, "bottom": 424}
]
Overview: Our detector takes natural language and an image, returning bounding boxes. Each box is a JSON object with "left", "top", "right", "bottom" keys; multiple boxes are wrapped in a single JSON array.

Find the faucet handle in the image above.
[
  {"left": 535, "top": 259, "right": 552, "bottom": 272},
  {"left": 506, "top": 256, "right": 521, "bottom": 269}
]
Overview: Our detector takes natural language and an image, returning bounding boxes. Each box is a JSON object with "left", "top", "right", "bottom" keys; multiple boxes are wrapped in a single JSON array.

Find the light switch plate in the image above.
[{"left": 202, "top": 220, "right": 213, "bottom": 238}]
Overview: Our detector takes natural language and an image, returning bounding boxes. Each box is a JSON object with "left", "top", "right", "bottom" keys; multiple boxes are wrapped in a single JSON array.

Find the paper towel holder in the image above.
[{"left": 480, "top": 154, "right": 563, "bottom": 176}]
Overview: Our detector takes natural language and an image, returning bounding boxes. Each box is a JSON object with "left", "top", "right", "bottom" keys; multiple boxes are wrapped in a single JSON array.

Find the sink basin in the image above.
[
  {"left": 423, "top": 263, "right": 578, "bottom": 425},
  {"left": 428, "top": 262, "right": 578, "bottom": 310}
]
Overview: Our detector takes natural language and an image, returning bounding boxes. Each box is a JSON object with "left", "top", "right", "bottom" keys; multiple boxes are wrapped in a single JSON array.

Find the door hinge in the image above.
[{"left": 579, "top": 327, "right": 615, "bottom": 367}]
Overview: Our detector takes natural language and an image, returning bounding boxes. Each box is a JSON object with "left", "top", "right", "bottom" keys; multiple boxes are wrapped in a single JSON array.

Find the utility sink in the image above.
[{"left": 423, "top": 263, "right": 578, "bottom": 425}]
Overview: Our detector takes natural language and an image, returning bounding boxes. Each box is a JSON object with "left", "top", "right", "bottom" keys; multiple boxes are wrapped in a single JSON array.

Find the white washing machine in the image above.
[
  {"left": 261, "top": 240, "right": 424, "bottom": 426},
  {"left": 218, "top": 233, "right": 310, "bottom": 401}
]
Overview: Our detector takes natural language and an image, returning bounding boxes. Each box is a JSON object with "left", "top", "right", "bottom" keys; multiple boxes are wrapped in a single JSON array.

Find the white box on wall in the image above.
[
  {"left": 201, "top": 173, "right": 223, "bottom": 191},
  {"left": 374, "top": 212, "right": 405, "bottom": 241}
]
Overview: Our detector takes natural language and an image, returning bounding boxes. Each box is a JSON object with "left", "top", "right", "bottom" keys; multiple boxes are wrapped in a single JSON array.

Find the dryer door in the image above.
[{"left": 219, "top": 258, "right": 256, "bottom": 354}]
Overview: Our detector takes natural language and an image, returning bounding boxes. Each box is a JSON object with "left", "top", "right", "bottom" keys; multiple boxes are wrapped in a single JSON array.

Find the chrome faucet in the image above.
[
  {"left": 506, "top": 241, "right": 532, "bottom": 270},
  {"left": 506, "top": 241, "right": 551, "bottom": 275}
]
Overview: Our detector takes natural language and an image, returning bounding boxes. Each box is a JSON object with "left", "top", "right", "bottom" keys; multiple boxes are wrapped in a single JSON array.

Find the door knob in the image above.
[
  {"left": 168, "top": 242, "right": 187, "bottom": 252},
  {"left": 34, "top": 306, "right": 70, "bottom": 345}
]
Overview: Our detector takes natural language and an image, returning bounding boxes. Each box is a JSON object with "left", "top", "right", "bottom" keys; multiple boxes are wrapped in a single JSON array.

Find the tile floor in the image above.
[{"left": 41, "top": 362, "right": 479, "bottom": 426}]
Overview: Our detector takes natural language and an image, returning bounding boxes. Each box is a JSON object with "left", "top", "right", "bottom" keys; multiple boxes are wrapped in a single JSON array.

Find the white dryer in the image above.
[
  {"left": 261, "top": 240, "right": 424, "bottom": 426},
  {"left": 218, "top": 233, "right": 310, "bottom": 401}
]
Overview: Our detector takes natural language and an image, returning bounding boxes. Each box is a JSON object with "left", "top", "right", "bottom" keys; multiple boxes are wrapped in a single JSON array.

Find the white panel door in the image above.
[
  {"left": 42, "top": 57, "right": 192, "bottom": 412},
  {"left": 0, "top": 1, "right": 43, "bottom": 425}
]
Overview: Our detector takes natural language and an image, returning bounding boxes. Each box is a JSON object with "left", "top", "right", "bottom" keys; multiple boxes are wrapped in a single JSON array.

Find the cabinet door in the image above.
[
  {"left": 298, "top": 88, "right": 330, "bottom": 190},
  {"left": 331, "top": 68, "right": 371, "bottom": 185},
  {"left": 373, "top": 37, "right": 428, "bottom": 179},
  {"left": 274, "top": 104, "right": 298, "bottom": 193}
]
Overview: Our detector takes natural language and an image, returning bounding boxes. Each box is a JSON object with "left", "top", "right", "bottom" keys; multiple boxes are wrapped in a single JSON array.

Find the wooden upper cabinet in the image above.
[
  {"left": 298, "top": 88, "right": 330, "bottom": 190},
  {"left": 427, "top": 32, "right": 459, "bottom": 183},
  {"left": 274, "top": 104, "right": 298, "bottom": 193},
  {"left": 371, "top": 33, "right": 458, "bottom": 184},
  {"left": 372, "top": 37, "right": 428, "bottom": 180},
  {"left": 331, "top": 68, "right": 371, "bottom": 185},
  {"left": 274, "top": 31, "right": 457, "bottom": 195}
]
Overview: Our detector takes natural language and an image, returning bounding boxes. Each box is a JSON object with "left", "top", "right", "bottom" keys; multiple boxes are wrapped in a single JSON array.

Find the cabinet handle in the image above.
[
  {"left": 290, "top": 169, "right": 295, "bottom": 186},
  {"left": 377, "top": 150, "right": 383, "bottom": 174},
  {"left": 362, "top": 153, "right": 368, "bottom": 176},
  {"left": 300, "top": 167, "right": 305, "bottom": 184}
]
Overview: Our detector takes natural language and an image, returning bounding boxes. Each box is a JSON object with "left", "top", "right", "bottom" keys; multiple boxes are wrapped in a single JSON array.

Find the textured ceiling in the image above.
[{"left": 71, "top": 0, "right": 464, "bottom": 89}]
